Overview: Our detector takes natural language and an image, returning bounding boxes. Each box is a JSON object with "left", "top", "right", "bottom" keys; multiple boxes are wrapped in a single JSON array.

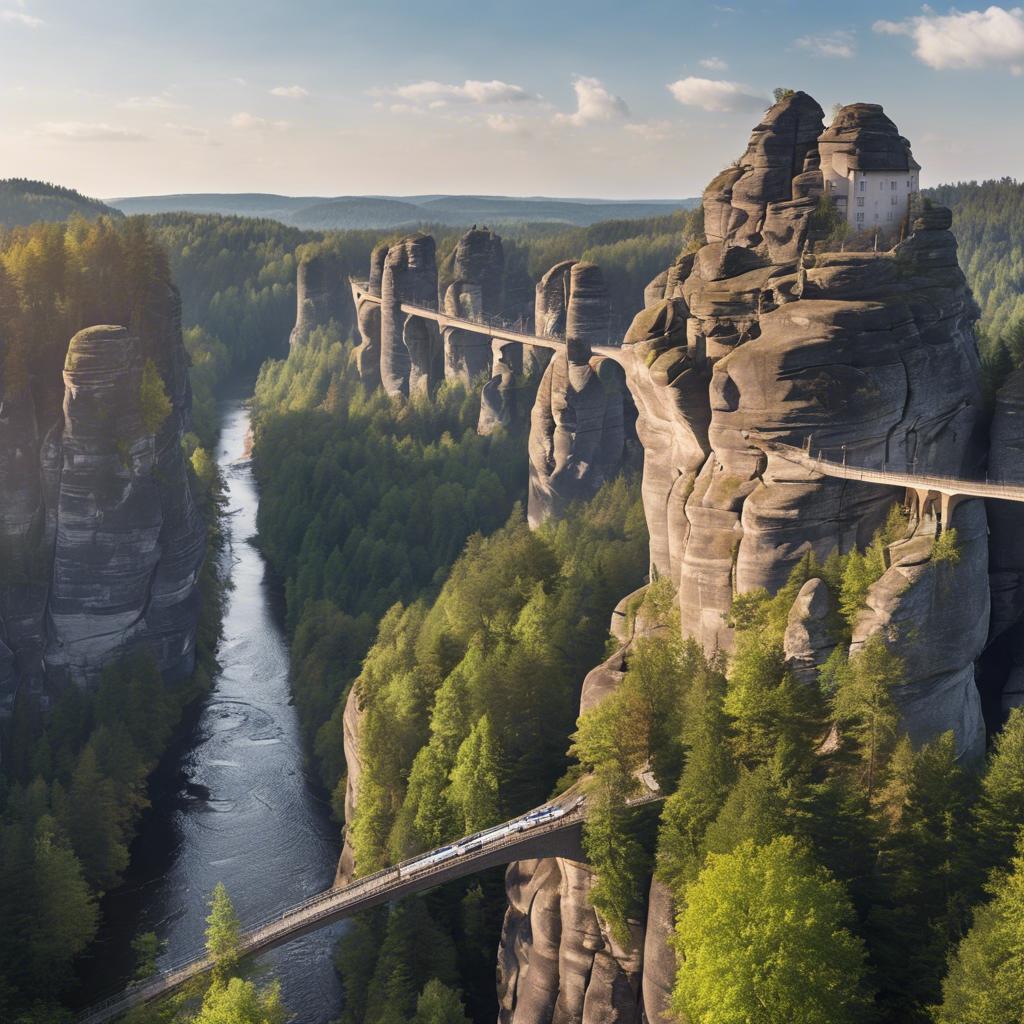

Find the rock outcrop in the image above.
[
  {"left": 499, "top": 93, "right": 996, "bottom": 1024},
  {"left": 0, "top": 272, "right": 204, "bottom": 715},
  {"left": 441, "top": 227, "right": 504, "bottom": 386},
  {"left": 986, "top": 368, "right": 1024, "bottom": 712},
  {"left": 352, "top": 243, "right": 387, "bottom": 389},
  {"left": 290, "top": 251, "right": 351, "bottom": 347},
  {"left": 381, "top": 233, "right": 442, "bottom": 398},
  {"left": 527, "top": 262, "right": 626, "bottom": 526}
]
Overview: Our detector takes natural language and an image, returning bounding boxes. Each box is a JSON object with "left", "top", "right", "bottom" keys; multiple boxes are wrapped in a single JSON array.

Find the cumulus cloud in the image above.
[
  {"left": 667, "top": 76, "right": 767, "bottom": 113},
  {"left": 1, "top": 8, "right": 44, "bottom": 27},
  {"left": 485, "top": 113, "right": 530, "bottom": 135},
  {"left": 36, "top": 121, "right": 147, "bottom": 142},
  {"left": 270, "top": 84, "right": 309, "bottom": 98},
  {"left": 796, "top": 31, "right": 855, "bottom": 58},
  {"left": 554, "top": 76, "right": 629, "bottom": 126},
  {"left": 382, "top": 79, "right": 535, "bottom": 107},
  {"left": 229, "top": 112, "right": 289, "bottom": 130},
  {"left": 699, "top": 56, "right": 729, "bottom": 70},
  {"left": 874, "top": 5, "right": 1024, "bottom": 72}
]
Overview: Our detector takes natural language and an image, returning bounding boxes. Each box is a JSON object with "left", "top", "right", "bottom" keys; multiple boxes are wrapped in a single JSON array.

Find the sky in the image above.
[{"left": 1, "top": 0, "right": 1023, "bottom": 199}]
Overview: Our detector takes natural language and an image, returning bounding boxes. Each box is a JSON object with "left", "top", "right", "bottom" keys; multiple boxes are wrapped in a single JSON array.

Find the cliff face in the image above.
[
  {"left": 527, "top": 262, "right": 627, "bottom": 527},
  {"left": 381, "top": 233, "right": 442, "bottom": 398},
  {"left": 331, "top": 94, "right": 1013, "bottom": 1024},
  {"left": 0, "top": 275, "right": 204, "bottom": 716},
  {"left": 500, "top": 93, "right": 996, "bottom": 1024},
  {"left": 442, "top": 227, "right": 505, "bottom": 387},
  {"left": 290, "top": 252, "right": 352, "bottom": 347}
]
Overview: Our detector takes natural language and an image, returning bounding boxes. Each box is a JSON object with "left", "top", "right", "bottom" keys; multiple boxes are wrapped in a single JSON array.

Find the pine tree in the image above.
[
  {"left": 934, "top": 830, "right": 1024, "bottom": 1024},
  {"left": 205, "top": 882, "right": 241, "bottom": 981}
]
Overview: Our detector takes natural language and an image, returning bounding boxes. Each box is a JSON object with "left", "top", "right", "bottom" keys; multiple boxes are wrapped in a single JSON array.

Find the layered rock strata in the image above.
[
  {"left": 0, "top": 275, "right": 204, "bottom": 714},
  {"left": 290, "top": 251, "right": 351, "bottom": 347},
  {"left": 380, "top": 233, "right": 442, "bottom": 397},
  {"left": 500, "top": 93, "right": 994, "bottom": 1024},
  {"left": 527, "top": 262, "right": 626, "bottom": 526},
  {"left": 352, "top": 243, "right": 387, "bottom": 389},
  {"left": 441, "top": 227, "right": 505, "bottom": 386}
]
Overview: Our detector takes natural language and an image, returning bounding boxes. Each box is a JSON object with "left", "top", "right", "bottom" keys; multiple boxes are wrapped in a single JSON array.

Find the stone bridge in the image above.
[{"left": 76, "top": 792, "right": 662, "bottom": 1024}]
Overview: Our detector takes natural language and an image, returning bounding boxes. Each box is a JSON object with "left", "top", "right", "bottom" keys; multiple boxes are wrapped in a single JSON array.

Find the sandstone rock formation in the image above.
[
  {"left": 527, "top": 262, "right": 626, "bottom": 526},
  {"left": 986, "top": 369, "right": 1024, "bottom": 712},
  {"left": 441, "top": 227, "right": 504, "bottom": 386},
  {"left": 0, "top": 272, "right": 204, "bottom": 715},
  {"left": 499, "top": 93, "right": 996, "bottom": 1024},
  {"left": 352, "top": 243, "right": 387, "bottom": 389},
  {"left": 290, "top": 251, "right": 351, "bottom": 347},
  {"left": 381, "top": 233, "right": 442, "bottom": 397}
]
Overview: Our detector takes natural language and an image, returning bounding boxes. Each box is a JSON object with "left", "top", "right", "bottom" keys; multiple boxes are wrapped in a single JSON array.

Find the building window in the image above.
[
  {"left": 857, "top": 196, "right": 865, "bottom": 207},
  {"left": 891, "top": 195, "right": 898, "bottom": 205},
  {"left": 856, "top": 212, "right": 865, "bottom": 222},
  {"left": 891, "top": 180, "right": 897, "bottom": 190},
  {"left": 859, "top": 180, "right": 865, "bottom": 192}
]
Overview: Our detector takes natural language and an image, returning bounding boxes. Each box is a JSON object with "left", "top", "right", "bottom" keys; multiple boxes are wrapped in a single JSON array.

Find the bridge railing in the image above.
[
  {"left": 77, "top": 792, "right": 670, "bottom": 1023},
  {"left": 760, "top": 440, "right": 1024, "bottom": 502}
]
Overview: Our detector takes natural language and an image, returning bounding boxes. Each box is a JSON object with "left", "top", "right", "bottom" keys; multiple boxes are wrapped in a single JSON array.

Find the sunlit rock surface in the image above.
[
  {"left": 527, "top": 262, "right": 625, "bottom": 526},
  {"left": 441, "top": 227, "right": 505, "bottom": 386},
  {"left": 381, "top": 233, "right": 442, "bottom": 398}
]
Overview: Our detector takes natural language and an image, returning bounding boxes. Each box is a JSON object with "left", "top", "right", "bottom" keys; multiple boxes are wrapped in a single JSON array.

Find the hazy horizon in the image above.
[{"left": 2, "top": 1, "right": 1024, "bottom": 199}]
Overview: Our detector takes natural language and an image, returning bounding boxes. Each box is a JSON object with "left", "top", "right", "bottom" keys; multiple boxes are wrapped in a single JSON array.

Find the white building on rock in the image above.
[{"left": 817, "top": 103, "right": 920, "bottom": 237}]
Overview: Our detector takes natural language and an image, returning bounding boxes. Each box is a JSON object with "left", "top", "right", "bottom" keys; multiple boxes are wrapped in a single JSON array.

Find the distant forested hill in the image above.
[
  {"left": 109, "top": 192, "right": 698, "bottom": 230},
  {"left": 0, "top": 178, "right": 120, "bottom": 227},
  {"left": 927, "top": 178, "right": 1024, "bottom": 335}
]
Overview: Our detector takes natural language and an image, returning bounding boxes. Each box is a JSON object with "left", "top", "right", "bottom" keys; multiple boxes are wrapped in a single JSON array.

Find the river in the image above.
[{"left": 81, "top": 399, "right": 344, "bottom": 1021}]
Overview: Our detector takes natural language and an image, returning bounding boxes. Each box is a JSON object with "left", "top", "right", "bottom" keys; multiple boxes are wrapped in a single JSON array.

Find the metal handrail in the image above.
[
  {"left": 763, "top": 439, "right": 1024, "bottom": 503},
  {"left": 76, "top": 792, "right": 663, "bottom": 1023},
  {"left": 349, "top": 280, "right": 624, "bottom": 360}
]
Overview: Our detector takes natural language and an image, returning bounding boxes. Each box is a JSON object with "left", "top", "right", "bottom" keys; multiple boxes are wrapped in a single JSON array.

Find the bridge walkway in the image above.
[
  {"left": 77, "top": 792, "right": 661, "bottom": 1024},
  {"left": 349, "top": 280, "right": 625, "bottom": 363}
]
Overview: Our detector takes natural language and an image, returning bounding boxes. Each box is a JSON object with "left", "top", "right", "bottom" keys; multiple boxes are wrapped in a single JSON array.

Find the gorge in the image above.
[
  {"left": 271, "top": 93, "right": 1024, "bottom": 1024},
  {"left": 5, "top": 88, "right": 1024, "bottom": 1024}
]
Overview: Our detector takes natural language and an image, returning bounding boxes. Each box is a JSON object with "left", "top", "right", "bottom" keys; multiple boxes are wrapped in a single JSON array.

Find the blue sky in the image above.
[{"left": 1, "top": 0, "right": 1022, "bottom": 198}]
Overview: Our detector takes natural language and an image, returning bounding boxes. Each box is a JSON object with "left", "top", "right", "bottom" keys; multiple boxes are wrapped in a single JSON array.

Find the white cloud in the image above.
[
  {"left": 700, "top": 56, "right": 728, "bottom": 70},
  {"left": 384, "top": 79, "right": 535, "bottom": 106},
  {"left": 554, "top": 76, "right": 629, "bottom": 127},
  {"left": 667, "top": 76, "right": 767, "bottom": 113},
  {"left": 35, "top": 121, "right": 147, "bottom": 142},
  {"left": 796, "top": 31, "right": 855, "bottom": 58},
  {"left": 118, "top": 92, "right": 183, "bottom": 110},
  {"left": 1, "top": 9, "right": 44, "bottom": 27},
  {"left": 229, "top": 112, "right": 289, "bottom": 130},
  {"left": 270, "top": 84, "right": 309, "bottom": 98},
  {"left": 874, "top": 5, "right": 1024, "bottom": 72},
  {"left": 485, "top": 113, "right": 529, "bottom": 135},
  {"left": 625, "top": 119, "right": 673, "bottom": 141}
]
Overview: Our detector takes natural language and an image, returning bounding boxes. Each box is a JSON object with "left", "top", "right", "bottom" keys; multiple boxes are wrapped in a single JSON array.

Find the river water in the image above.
[{"left": 81, "top": 399, "right": 344, "bottom": 1021}]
